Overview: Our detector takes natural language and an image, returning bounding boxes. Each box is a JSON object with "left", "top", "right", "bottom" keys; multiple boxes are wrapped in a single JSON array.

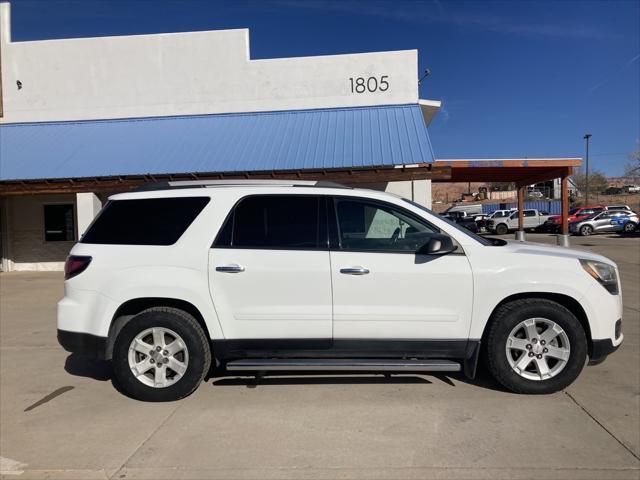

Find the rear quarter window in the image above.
[{"left": 81, "top": 197, "right": 210, "bottom": 245}]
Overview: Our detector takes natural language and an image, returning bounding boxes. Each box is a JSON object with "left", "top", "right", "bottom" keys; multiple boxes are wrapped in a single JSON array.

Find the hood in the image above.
[{"left": 498, "top": 240, "right": 615, "bottom": 266}]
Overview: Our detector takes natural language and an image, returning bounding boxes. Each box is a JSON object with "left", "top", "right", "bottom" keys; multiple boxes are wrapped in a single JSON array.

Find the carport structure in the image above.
[{"left": 432, "top": 158, "right": 582, "bottom": 244}]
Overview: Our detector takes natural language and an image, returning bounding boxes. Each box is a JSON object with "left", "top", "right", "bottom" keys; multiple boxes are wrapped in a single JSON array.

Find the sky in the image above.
[{"left": 6, "top": 0, "right": 640, "bottom": 175}]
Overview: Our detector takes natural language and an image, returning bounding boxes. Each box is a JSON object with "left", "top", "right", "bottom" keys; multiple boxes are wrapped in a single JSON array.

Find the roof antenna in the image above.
[{"left": 418, "top": 69, "right": 431, "bottom": 85}]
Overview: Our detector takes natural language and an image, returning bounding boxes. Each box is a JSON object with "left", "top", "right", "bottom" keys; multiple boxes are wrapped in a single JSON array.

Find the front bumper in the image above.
[
  {"left": 589, "top": 336, "right": 622, "bottom": 365},
  {"left": 57, "top": 329, "right": 108, "bottom": 360}
]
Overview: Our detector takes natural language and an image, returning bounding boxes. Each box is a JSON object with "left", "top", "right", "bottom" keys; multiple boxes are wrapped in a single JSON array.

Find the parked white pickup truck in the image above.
[{"left": 486, "top": 209, "right": 551, "bottom": 235}]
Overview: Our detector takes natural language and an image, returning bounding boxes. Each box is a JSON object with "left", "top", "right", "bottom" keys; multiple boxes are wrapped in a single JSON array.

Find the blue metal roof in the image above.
[{"left": 0, "top": 104, "right": 434, "bottom": 182}]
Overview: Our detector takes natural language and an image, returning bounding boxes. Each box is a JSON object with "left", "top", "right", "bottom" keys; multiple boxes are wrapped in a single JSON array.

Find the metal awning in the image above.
[
  {"left": 0, "top": 104, "right": 435, "bottom": 185},
  {"left": 433, "top": 158, "right": 581, "bottom": 185}
]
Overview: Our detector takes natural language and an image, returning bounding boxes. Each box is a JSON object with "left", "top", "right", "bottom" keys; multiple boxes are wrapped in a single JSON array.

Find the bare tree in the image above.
[
  {"left": 572, "top": 170, "right": 609, "bottom": 195},
  {"left": 624, "top": 150, "right": 640, "bottom": 178}
]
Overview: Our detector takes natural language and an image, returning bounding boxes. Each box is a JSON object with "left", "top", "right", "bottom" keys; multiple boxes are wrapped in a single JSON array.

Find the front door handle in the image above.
[
  {"left": 215, "top": 264, "right": 245, "bottom": 273},
  {"left": 340, "top": 266, "right": 370, "bottom": 275}
]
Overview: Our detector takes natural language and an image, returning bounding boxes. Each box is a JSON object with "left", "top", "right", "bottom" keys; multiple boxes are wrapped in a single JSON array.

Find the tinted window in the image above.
[
  {"left": 524, "top": 210, "right": 536, "bottom": 217},
  {"left": 335, "top": 199, "right": 440, "bottom": 252},
  {"left": 44, "top": 204, "right": 75, "bottom": 242},
  {"left": 215, "top": 196, "right": 322, "bottom": 249},
  {"left": 81, "top": 197, "right": 209, "bottom": 245}
]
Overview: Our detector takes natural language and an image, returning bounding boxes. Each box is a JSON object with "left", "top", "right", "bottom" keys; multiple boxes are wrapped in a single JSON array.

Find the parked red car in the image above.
[{"left": 544, "top": 205, "right": 606, "bottom": 232}]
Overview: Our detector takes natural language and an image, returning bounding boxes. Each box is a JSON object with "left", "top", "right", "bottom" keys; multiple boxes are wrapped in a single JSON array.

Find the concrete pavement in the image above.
[{"left": 1, "top": 233, "right": 638, "bottom": 479}]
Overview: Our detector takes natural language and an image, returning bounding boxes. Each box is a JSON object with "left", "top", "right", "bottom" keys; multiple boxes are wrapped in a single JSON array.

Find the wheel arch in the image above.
[
  {"left": 481, "top": 292, "right": 593, "bottom": 355},
  {"left": 106, "top": 297, "right": 211, "bottom": 360}
]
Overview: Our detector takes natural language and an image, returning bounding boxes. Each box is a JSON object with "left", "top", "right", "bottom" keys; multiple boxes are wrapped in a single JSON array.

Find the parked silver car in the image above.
[{"left": 569, "top": 210, "right": 639, "bottom": 236}]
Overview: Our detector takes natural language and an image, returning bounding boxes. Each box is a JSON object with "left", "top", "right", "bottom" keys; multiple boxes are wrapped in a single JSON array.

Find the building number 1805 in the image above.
[{"left": 349, "top": 76, "right": 389, "bottom": 93}]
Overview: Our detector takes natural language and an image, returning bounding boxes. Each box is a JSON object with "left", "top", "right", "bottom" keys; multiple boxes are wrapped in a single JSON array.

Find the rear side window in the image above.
[
  {"left": 81, "top": 197, "right": 210, "bottom": 245},
  {"left": 214, "top": 195, "right": 322, "bottom": 249}
]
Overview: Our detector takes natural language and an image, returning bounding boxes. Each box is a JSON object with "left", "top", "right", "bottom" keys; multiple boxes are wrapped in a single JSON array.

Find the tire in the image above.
[
  {"left": 495, "top": 224, "right": 508, "bottom": 235},
  {"left": 112, "top": 307, "right": 211, "bottom": 402},
  {"left": 579, "top": 225, "right": 593, "bottom": 236},
  {"left": 485, "top": 298, "right": 587, "bottom": 394},
  {"left": 623, "top": 222, "right": 636, "bottom": 233}
]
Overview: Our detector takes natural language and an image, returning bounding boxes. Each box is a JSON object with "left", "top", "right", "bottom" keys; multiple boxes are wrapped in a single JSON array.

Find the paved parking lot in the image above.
[{"left": 1, "top": 233, "right": 638, "bottom": 479}]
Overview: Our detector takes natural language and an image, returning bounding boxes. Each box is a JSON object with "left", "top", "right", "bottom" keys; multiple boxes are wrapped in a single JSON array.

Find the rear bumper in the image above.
[{"left": 57, "top": 329, "right": 108, "bottom": 360}]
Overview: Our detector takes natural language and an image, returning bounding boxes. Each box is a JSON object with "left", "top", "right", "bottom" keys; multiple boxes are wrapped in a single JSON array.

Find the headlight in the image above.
[{"left": 580, "top": 259, "right": 619, "bottom": 294}]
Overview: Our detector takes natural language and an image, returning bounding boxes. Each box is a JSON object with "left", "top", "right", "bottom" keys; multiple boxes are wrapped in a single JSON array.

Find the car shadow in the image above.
[
  {"left": 64, "top": 353, "right": 112, "bottom": 381},
  {"left": 64, "top": 355, "right": 511, "bottom": 394},
  {"left": 606, "top": 231, "right": 640, "bottom": 239}
]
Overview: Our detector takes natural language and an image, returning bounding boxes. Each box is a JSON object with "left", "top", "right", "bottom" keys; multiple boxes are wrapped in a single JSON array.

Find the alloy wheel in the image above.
[
  {"left": 127, "top": 327, "right": 189, "bottom": 388},
  {"left": 505, "top": 318, "right": 570, "bottom": 381}
]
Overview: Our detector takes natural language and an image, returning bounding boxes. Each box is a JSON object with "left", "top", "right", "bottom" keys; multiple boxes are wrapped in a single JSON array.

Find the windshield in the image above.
[
  {"left": 569, "top": 208, "right": 579, "bottom": 215},
  {"left": 402, "top": 199, "right": 498, "bottom": 246}
]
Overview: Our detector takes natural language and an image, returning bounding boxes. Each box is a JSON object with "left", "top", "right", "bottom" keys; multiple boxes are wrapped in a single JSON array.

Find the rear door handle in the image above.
[
  {"left": 215, "top": 264, "right": 245, "bottom": 273},
  {"left": 340, "top": 266, "right": 370, "bottom": 275}
]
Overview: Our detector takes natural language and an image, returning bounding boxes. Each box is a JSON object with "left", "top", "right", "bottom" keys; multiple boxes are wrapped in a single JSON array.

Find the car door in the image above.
[
  {"left": 602, "top": 211, "right": 626, "bottom": 232},
  {"left": 329, "top": 197, "right": 473, "bottom": 341},
  {"left": 592, "top": 212, "right": 613, "bottom": 232},
  {"left": 208, "top": 194, "right": 332, "bottom": 340},
  {"left": 522, "top": 210, "right": 538, "bottom": 228}
]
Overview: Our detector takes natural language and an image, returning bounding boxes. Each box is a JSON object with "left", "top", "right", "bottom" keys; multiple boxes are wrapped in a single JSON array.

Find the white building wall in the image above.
[
  {"left": 0, "top": 2, "right": 438, "bottom": 271},
  {"left": 0, "top": 3, "right": 420, "bottom": 124},
  {"left": 76, "top": 192, "right": 102, "bottom": 237},
  {"left": 2, "top": 194, "right": 77, "bottom": 271},
  {"left": 355, "top": 181, "right": 432, "bottom": 209}
]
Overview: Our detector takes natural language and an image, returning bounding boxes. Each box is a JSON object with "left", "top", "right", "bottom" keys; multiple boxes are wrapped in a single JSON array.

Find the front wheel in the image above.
[
  {"left": 485, "top": 298, "right": 587, "bottom": 394},
  {"left": 579, "top": 225, "right": 593, "bottom": 236},
  {"left": 112, "top": 307, "right": 211, "bottom": 401},
  {"left": 495, "top": 224, "right": 508, "bottom": 235},
  {"left": 623, "top": 222, "right": 636, "bottom": 233}
]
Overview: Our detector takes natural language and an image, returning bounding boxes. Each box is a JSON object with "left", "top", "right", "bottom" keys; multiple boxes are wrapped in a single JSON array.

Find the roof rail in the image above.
[{"left": 133, "top": 179, "right": 350, "bottom": 192}]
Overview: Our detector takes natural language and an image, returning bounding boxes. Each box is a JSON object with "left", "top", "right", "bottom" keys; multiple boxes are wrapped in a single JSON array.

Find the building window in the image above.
[{"left": 44, "top": 204, "right": 75, "bottom": 242}]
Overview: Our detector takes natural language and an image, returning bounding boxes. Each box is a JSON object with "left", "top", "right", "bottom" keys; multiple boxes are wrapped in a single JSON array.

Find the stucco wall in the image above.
[
  {"left": 355, "top": 180, "right": 432, "bottom": 209},
  {"left": 2, "top": 194, "right": 76, "bottom": 270},
  {"left": 0, "top": 3, "right": 418, "bottom": 124}
]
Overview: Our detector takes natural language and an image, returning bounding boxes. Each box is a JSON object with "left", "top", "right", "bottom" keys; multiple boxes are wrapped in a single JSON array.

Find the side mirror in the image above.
[{"left": 417, "top": 234, "right": 458, "bottom": 255}]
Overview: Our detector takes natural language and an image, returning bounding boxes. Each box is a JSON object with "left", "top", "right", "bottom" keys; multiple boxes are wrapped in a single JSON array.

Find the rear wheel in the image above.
[
  {"left": 495, "top": 224, "right": 508, "bottom": 235},
  {"left": 579, "top": 225, "right": 593, "bottom": 236},
  {"left": 485, "top": 298, "right": 587, "bottom": 394},
  {"left": 112, "top": 307, "right": 211, "bottom": 401}
]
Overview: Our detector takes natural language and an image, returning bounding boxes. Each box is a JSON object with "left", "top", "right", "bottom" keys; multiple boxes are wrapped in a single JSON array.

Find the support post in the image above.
[
  {"left": 557, "top": 173, "right": 570, "bottom": 247},
  {"left": 76, "top": 192, "right": 102, "bottom": 238},
  {"left": 515, "top": 186, "right": 525, "bottom": 241}
]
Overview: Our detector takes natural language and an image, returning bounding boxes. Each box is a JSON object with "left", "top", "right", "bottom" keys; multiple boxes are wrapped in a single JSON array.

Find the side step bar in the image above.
[{"left": 226, "top": 358, "right": 461, "bottom": 372}]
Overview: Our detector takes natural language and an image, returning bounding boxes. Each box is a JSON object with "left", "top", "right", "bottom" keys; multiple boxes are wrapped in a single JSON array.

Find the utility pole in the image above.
[{"left": 583, "top": 134, "right": 592, "bottom": 204}]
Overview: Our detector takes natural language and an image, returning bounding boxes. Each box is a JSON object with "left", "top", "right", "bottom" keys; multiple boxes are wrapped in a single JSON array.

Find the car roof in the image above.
[{"left": 133, "top": 179, "right": 351, "bottom": 192}]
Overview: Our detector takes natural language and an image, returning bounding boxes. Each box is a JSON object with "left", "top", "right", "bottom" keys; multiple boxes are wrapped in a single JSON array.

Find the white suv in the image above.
[{"left": 58, "top": 181, "right": 623, "bottom": 401}]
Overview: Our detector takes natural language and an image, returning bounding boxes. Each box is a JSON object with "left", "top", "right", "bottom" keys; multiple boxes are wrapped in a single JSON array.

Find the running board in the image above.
[{"left": 225, "top": 358, "right": 461, "bottom": 372}]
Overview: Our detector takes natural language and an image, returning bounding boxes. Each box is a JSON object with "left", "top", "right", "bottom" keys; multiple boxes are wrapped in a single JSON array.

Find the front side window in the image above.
[
  {"left": 215, "top": 195, "right": 322, "bottom": 249},
  {"left": 44, "top": 204, "right": 75, "bottom": 242},
  {"left": 333, "top": 199, "right": 439, "bottom": 252}
]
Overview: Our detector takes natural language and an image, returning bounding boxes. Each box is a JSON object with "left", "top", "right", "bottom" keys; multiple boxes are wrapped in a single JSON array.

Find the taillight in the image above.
[{"left": 64, "top": 255, "right": 92, "bottom": 280}]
